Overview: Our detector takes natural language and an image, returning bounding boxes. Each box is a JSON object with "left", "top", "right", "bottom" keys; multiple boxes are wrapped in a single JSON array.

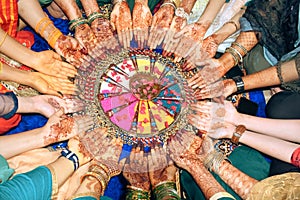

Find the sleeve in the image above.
[
  {"left": 0, "top": 91, "right": 18, "bottom": 119},
  {"left": 0, "top": 166, "right": 52, "bottom": 200}
]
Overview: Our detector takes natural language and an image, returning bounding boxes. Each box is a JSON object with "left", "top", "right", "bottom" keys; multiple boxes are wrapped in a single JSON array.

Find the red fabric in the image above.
[
  {"left": 0, "top": 83, "right": 21, "bottom": 135},
  {"left": 0, "top": 0, "right": 18, "bottom": 37},
  {"left": 291, "top": 147, "right": 300, "bottom": 168}
]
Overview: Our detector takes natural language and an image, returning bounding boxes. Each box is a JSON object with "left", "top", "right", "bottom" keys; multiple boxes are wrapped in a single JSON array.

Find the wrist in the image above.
[
  {"left": 219, "top": 52, "right": 236, "bottom": 73},
  {"left": 231, "top": 76, "right": 245, "bottom": 93},
  {"left": 231, "top": 125, "right": 246, "bottom": 144}
]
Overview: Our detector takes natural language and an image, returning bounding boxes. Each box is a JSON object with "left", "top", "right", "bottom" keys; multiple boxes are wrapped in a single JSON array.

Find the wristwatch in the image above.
[
  {"left": 175, "top": 7, "right": 189, "bottom": 20},
  {"left": 231, "top": 125, "right": 246, "bottom": 144}
]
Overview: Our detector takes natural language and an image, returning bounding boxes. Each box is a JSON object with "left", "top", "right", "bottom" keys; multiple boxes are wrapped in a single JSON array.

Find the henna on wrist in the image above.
[{"left": 218, "top": 160, "right": 258, "bottom": 199}]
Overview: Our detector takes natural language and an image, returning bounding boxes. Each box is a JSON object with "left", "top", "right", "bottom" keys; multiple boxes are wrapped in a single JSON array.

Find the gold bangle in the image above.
[
  {"left": 0, "top": 62, "right": 3, "bottom": 74},
  {"left": 231, "top": 125, "right": 246, "bottom": 144},
  {"left": 48, "top": 29, "right": 63, "bottom": 49},
  {"left": 35, "top": 17, "right": 51, "bottom": 33},
  {"left": 210, "top": 192, "right": 235, "bottom": 200},
  {"left": 232, "top": 42, "right": 248, "bottom": 55},
  {"left": 225, "top": 47, "right": 239, "bottom": 66},
  {"left": 81, "top": 172, "right": 107, "bottom": 195},
  {"left": 0, "top": 32, "right": 8, "bottom": 48},
  {"left": 224, "top": 20, "right": 239, "bottom": 32},
  {"left": 39, "top": 21, "right": 54, "bottom": 37}
]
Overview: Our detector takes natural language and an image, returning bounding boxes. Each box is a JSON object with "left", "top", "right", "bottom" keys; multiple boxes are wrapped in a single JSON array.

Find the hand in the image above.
[
  {"left": 206, "top": 123, "right": 236, "bottom": 140},
  {"left": 187, "top": 58, "right": 225, "bottom": 90},
  {"left": 193, "top": 79, "right": 236, "bottom": 100},
  {"left": 32, "top": 50, "right": 77, "bottom": 78},
  {"left": 68, "top": 135, "right": 93, "bottom": 167},
  {"left": 188, "top": 100, "right": 238, "bottom": 133},
  {"left": 167, "top": 131, "right": 205, "bottom": 171},
  {"left": 163, "top": 16, "right": 187, "bottom": 56},
  {"left": 148, "top": 4, "right": 175, "bottom": 49},
  {"left": 123, "top": 147, "right": 150, "bottom": 191},
  {"left": 148, "top": 146, "right": 177, "bottom": 187},
  {"left": 132, "top": 1, "right": 152, "bottom": 48},
  {"left": 29, "top": 71, "right": 76, "bottom": 97},
  {"left": 90, "top": 17, "right": 119, "bottom": 51},
  {"left": 173, "top": 22, "right": 209, "bottom": 62},
  {"left": 42, "top": 109, "right": 94, "bottom": 146},
  {"left": 74, "top": 23, "right": 98, "bottom": 56},
  {"left": 30, "top": 95, "right": 84, "bottom": 118},
  {"left": 110, "top": 1, "right": 133, "bottom": 48},
  {"left": 80, "top": 127, "right": 125, "bottom": 174},
  {"left": 201, "top": 34, "right": 219, "bottom": 59},
  {"left": 54, "top": 35, "right": 87, "bottom": 67}
]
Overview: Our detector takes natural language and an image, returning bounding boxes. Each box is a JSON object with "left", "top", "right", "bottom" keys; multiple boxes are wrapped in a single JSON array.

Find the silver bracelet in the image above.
[
  {"left": 160, "top": 2, "right": 176, "bottom": 10},
  {"left": 175, "top": 7, "right": 189, "bottom": 20}
]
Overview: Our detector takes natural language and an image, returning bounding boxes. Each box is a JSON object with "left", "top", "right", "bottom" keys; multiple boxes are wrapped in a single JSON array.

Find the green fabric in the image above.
[
  {"left": 0, "top": 155, "right": 14, "bottom": 184},
  {"left": 73, "top": 195, "right": 112, "bottom": 200},
  {"left": 0, "top": 166, "right": 52, "bottom": 200},
  {"left": 243, "top": 44, "right": 272, "bottom": 74},
  {"left": 180, "top": 145, "right": 270, "bottom": 200},
  {"left": 39, "top": 0, "right": 54, "bottom": 7}
]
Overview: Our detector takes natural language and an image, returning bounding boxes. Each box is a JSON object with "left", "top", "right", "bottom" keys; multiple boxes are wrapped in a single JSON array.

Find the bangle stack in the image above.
[
  {"left": 153, "top": 181, "right": 181, "bottom": 200},
  {"left": 126, "top": 185, "right": 150, "bottom": 200},
  {"left": 69, "top": 17, "right": 89, "bottom": 31},
  {"left": 203, "top": 150, "right": 227, "bottom": 174},
  {"left": 225, "top": 46, "right": 243, "bottom": 66}
]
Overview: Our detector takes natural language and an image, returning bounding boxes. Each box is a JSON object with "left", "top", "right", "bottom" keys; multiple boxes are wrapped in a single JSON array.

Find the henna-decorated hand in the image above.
[
  {"left": 42, "top": 109, "right": 94, "bottom": 146},
  {"left": 74, "top": 24, "right": 98, "bottom": 56},
  {"left": 132, "top": 1, "right": 152, "bottom": 48},
  {"left": 202, "top": 34, "right": 219, "bottom": 59},
  {"left": 123, "top": 147, "right": 150, "bottom": 191},
  {"left": 148, "top": 4, "right": 175, "bottom": 49},
  {"left": 167, "top": 131, "right": 201, "bottom": 170},
  {"left": 54, "top": 35, "right": 87, "bottom": 67},
  {"left": 188, "top": 100, "right": 238, "bottom": 134},
  {"left": 173, "top": 22, "right": 209, "bottom": 62},
  {"left": 163, "top": 16, "right": 187, "bottom": 56},
  {"left": 90, "top": 17, "right": 119, "bottom": 51},
  {"left": 80, "top": 127, "right": 125, "bottom": 175},
  {"left": 30, "top": 71, "right": 76, "bottom": 97},
  {"left": 31, "top": 50, "right": 77, "bottom": 78},
  {"left": 193, "top": 79, "right": 236, "bottom": 100},
  {"left": 110, "top": 1, "right": 133, "bottom": 48},
  {"left": 27, "top": 95, "right": 84, "bottom": 118},
  {"left": 187, "top": 58, "right": 225, "bottom": 90},
  {"left": 148, "top": 146, "right": 177, "bottom": 187},
  {"left": 68, "top": 135, "right": 93, "bottom": 167}
]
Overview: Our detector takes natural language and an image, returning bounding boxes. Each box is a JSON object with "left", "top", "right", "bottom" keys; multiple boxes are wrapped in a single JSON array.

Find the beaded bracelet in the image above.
[
  {"left": 126, "top": 186, "right": 150, "bottom": 200},
  {"left": 69, "top": 18, "right": 89, "bottom": 31},
  {"left": 61, "top": 148, "right": 79, "bottom": 171}
]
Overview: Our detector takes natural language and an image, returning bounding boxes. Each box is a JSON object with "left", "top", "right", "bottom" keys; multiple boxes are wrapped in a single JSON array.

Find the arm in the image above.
[{"left": 196, "top": 0, "right": 226, "bottom": 27}]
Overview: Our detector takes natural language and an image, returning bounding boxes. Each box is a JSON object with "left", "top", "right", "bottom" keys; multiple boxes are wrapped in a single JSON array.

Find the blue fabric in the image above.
[
  {"left": 249, "top": 90, "right": 266, "bottom": 118},
  {"left": 0, "top": 166, "right": 52, "bottom": 200}
]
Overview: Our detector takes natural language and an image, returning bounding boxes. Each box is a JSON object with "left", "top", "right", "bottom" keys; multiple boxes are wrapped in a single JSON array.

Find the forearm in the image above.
[
  {"left": 0, "top": 29, "right": 38, "bottom": 67},
  {"left": 234, "top": 113, "right": 300, "bottom": 143},
  {"left": 53, "top": 0, "right": 83, "bottom": 20},
  {"left": 180, "top": 0, "right": 196, "bottom": 14},
  {"left": 80, "top": 0, "right": 100, "bottom": 16},
  {"left": 239, "top": 130, "right": 299, "bottom": 164},
  {"left": 0, "top": 128, "right": 44, "bottom": 159},
  {"left": 187, "top": 162, "right": 226, "bottom": 199},
  {"left": 17, "top": 96, "right": 41, "bottom": 114},
  {"left": 197, "top": 0, "right": 225, "bottom": 24},
  {"left": 212, "top": 8, "right": 246, "bottom": 45},
  {"left": 0, "top": 63, "right": 34, "bottom": 86}
]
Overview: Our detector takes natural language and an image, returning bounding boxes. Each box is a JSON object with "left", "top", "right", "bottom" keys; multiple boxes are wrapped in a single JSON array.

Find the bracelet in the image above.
[
  {"left": 112, "top": 0, "right": 126, "bottom": 6},
  {"left": 160, "top": 2, "right": 176, "bottom": 10},
  {"left": 126, "top": 185, "right": 150, "bottom": 200},
  {"left": 153, "top": 181, "right": 180, "bottom": 200},
  {"left": 203, "top": 150, "right": 227, "bottom": 174},
  {"left": 231, "top": 125, "right": 246, "bottom": 144},
  {"left": 225, "top": 47, "right": 239, "bottom": 66},
  {"left": 227, "top": 46, "right": 243, "bottom": 64},
  {"left": 175, "top": 7, "right": 189, "bottom": 20},
  {"left": 39, "top": 20, "right": 54, "bottom": 38},
  {"left": 35, "top": 17, "right": 51, "bottom": 33},
  {"left": 69, "top": 17, "right": 89, "bottom": 31},
  {"left": 81, "top": 171, "right": 107, "bottom": 195},
  {"left": 88, "top": 12, "right": 104, "bottom": 24},
  {"left": 0, "top": 32, "right": 8, "bottom": 48},
  {"left": 61, "top": 148, "right": 79, "bottom": 171},
  {"left": 47, "top": 29, "right": 63, "bottom": 49},
  {"left": 291, "top": 147, "right": 300, "bottom": 168},
  {"left": 89, "top": 163, "right": 110, "bottom": 183},
  {"left": 224, "top": 20, "right": 239, "bottom": 32},
  {"left": 0, "top": 62, "right": 2, "bottom": 74},
  {"left": 232, "top": 76, "right": 244, "bottom": 93},
  {"left": 232, "top": 41, "right": 248, "bottom": 55},
  {"left": 210, "top": 192, "right": 236, "bottom": 200}
]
